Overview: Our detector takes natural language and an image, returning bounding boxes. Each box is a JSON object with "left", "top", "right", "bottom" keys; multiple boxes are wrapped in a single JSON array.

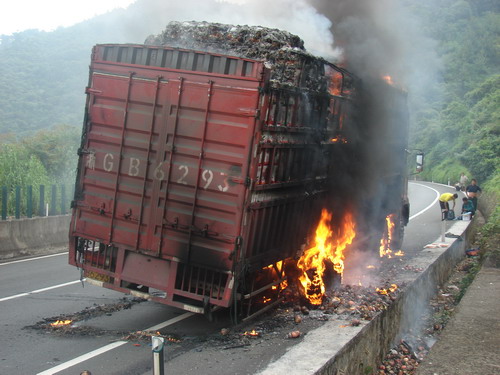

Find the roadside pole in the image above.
[
  {"left": 441, "top": 211, "right": 446, "bottom": 242},
  {"left": 152, "top": 336, "right": 165, "bottom": 375}
]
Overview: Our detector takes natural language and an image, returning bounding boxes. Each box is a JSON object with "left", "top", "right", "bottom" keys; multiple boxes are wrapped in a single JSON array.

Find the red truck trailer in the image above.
[{"left": 69, "top": 24, "right": 409, "bottom": 320}]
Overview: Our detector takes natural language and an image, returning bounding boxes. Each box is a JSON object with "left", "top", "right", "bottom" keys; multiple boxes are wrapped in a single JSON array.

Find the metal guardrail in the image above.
[{"left": 1, "top": 184, "right": 72, "bottom": 220}]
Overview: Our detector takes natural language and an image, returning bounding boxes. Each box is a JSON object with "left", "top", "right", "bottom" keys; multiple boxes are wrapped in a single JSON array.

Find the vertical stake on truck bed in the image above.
[
  {"left": 146, "top": 77, "right": 185, "bottom": 255},
  {"left": 109, "top": 72, "right": 135, "bottom": 243},
  {"left": 186, "top": 80, "right": 214, "bottom": 265},
  {"left": 135, "top": 75, "right": 162, "bottom": 250}
]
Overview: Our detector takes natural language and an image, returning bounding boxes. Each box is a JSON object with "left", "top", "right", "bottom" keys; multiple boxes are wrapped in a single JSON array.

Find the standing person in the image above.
[
  {"left": 459, "top": 172, "right": 469, "bottom": 191},
  {"left": 466, "top": 179, "right": 482, "bottom": 210},
  {"left": 439, "top": 193, "right": 458, "bottom": 220}
]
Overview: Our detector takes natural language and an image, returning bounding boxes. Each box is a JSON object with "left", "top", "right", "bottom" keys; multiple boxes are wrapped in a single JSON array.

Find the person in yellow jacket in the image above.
[{"left": 439, "top": 192, "right": 458, "bottom": 219}]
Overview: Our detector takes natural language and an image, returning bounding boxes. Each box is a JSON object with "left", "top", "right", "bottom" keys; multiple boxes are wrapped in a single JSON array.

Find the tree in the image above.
[{"left": 21, "top": 124, "right": 81, "bottom": 183}]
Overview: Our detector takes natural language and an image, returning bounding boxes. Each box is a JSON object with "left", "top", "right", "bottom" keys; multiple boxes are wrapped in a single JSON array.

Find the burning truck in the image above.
[{"left": 69, "top": 21, "right": 410, "bottom": 321}]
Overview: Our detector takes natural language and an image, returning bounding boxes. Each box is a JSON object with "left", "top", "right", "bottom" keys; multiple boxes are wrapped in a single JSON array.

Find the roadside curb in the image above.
[{"left": 416, "top": 256, "right": 500, "bottom": 375}]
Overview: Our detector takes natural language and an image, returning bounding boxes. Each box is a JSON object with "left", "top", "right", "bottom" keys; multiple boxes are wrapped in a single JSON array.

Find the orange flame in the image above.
[
  {"left": 297, "top": 209, "right": 356, "bottom": 305},
  {"left": 330, "top": 136, "right": 348, "bottom": 144},
  {"left": 326, "top": 67, "right": 343, "bottom": 96},
  {"left": 382, "top": 75, "right": 394, "bottom": 85},
  {"left": 380, "top": 214, "right": 396, "bottom": 258},
  {"left": 244, "top": 330, "right": 260, "bottom": 337},
  {"left": 376, "top": 283, "right": 398, "bottom": 295},
  {"left": 50, "top": 320, "right": 72, "bottom": 327}
]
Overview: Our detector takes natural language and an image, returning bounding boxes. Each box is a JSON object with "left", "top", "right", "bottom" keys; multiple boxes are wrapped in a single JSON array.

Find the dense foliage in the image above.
[
  {"left": 0, "top": 125, "right": 79, "bottom": 215},
  {"left": 408, "top": 0, "right": 499, "bottom": 192}
]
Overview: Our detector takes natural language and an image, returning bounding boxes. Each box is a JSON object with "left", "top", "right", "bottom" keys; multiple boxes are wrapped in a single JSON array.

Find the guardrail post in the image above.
[
  {"left": 152, "top": 336, "right": 165, "bottom": 375},
  {"left": 27, "top": 185, "right": 33, "bottom": 218},
  {"left": 441, "top": 211, "right": 446, "bottom": 242},
  {"left": 1, "top": 186, "right": 7, "bottom": 220},
  {"left": 39, "top": 185, "right": 45, "bottom": 217},
  {"left": 61, "top": 185, "right": 66, "bottom": 214},
  {"left": 15, "top": 186, "right": 21, "bottom": 219},
  {"left": 50, "top": 185, "right": 57, "bottom": 216}
]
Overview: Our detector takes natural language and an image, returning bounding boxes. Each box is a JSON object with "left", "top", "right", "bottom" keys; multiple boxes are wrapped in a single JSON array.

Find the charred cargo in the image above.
[{"left": 69, "top": 22, "right": 409, "bottom": 320}]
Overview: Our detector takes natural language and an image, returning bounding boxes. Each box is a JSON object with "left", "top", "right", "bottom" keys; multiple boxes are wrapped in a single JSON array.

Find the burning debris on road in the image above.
[
  {"left": 24, "top": 298, "right": 144, "bottom": 336},
  {"left": 145, "top": 21, "right": 339, "bottom": 91}
]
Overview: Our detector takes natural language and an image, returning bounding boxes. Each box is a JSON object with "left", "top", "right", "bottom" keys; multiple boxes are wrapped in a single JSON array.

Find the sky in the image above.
[{"left": 0, "top": 0, "right": 136, "bottom": 35}]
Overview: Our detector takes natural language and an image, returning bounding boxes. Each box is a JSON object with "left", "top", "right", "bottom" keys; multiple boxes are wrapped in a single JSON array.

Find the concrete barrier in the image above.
[{"left": 0, "top": 215, "right": 70, "bottom": 261}]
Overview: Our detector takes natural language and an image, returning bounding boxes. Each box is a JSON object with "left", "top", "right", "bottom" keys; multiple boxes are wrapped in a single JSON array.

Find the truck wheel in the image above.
[{"left": 203, "top": 297, "right": 214, "bottom": 322}]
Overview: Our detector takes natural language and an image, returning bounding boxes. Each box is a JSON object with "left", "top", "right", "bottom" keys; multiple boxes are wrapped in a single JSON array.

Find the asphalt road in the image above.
[{"left": 0, "top": 181, "right": 464, "bottom": 375}]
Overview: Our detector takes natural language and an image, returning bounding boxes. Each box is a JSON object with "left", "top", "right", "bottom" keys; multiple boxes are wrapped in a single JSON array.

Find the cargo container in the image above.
[{"left": 69, "top": 39, "right": 408, "bottom": 320}]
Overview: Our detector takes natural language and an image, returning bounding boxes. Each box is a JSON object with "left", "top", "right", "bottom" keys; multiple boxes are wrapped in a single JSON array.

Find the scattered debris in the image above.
[
  {"left": 466, "top": 248, "right": 480, "bottom": 256},
  {"left": 24, "top": 298, "right": 146, "bottom": 338},
  {"left": 242, "top": 330, "right": 261, "bottom": 338},
  {"left": 350, "top": 319, "right": 361, "bottom": 327},
  {"left": 402, "top": 265, "right": 424, "bottom": 272},
  {"left": 122, "top": 330, "right": 181, "bottom": 343},
  {"left": 424, "top": 243, "right": 448, "bottom": 249},
  {"left": 286, "top": 330, "right": 301, "bottom": 339},
  {"left": 145, "top": 21, "right": 338, "bottom": 92}
]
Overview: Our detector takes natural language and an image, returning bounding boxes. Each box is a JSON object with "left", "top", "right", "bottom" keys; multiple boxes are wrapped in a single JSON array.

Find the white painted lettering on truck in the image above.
[
  {"left": 177, "top": 165, "right": 189, "bottom": 185},
  {"left": 128, "top": 157, "right": 140, "bottom": 176},
  {"left": 202, "top": 169, "right": 214, "bottom": 190},
  {"left": 218, "top": 172, "right": 229, "bottom": 192},
  {"left": 154, "top": 161, "right": 165, "bottom": 181},
  {"left": 103, "top": 153, "right": 114, "bottom": 172},
  {"left": 98, "top": 156, "right": 231, "bottom": 192},
  {"left": 86, "top": 152, "right": 96, "bottom": 170}
]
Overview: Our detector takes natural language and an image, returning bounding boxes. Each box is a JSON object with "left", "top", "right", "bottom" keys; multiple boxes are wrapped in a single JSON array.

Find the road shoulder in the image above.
[{"left": 416, "top": 262, "right": 500, "bottom": 375}]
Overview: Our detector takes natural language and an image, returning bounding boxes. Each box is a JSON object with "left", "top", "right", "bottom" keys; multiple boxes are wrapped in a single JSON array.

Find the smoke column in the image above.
[
  {"left": 307, "top": 0, "right": 442, "bottom": 345},
  {"left": 307, "top": 0, "right": 440, "bottom": 235},
  {"left": 114, "top": 0, "right": 341, "bottom": 59}
]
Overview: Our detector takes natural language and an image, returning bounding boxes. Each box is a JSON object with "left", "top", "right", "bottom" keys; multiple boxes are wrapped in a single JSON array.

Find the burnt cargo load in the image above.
[{"left": 69, "top": 22, "right": 408, "bottom": 318}]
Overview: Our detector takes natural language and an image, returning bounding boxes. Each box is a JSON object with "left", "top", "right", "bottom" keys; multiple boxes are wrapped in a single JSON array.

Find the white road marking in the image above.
[
  {"left": 36, "top": 341, "right": 128, "bottom": 375},
  {"left": 145, "top": 311, "right": 195, "bottom": 331},
  {"left": 36, "top": 311, "right": 194, "bottom": 374},
  {"left": 0, "top": 252, "right": 68, "bottom": 266},
  {"left": 408, "top": 182, "right": 440, "bottom": 221},
  {"left": 0, "top": 280, "right": 82, "bottom": 302}
]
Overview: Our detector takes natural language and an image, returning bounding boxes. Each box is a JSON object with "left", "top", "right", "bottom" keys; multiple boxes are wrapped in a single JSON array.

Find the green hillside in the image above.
[{"left": 408, "top": 0, "right": 499, "bottom": 189}]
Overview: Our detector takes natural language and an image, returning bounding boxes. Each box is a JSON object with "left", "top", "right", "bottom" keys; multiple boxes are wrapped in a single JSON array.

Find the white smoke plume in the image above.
[
  {"left": 115, "top": 0, "right": 440, "bottom": 95},
  {"left": 116, "top": 0, "right": 341, "bottom": 60}
]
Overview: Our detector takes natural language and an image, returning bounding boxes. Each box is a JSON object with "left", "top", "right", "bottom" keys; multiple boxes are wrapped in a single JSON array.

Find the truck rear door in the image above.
[{"left": 73, "top": 45, "right": 263, "bottom": 271}]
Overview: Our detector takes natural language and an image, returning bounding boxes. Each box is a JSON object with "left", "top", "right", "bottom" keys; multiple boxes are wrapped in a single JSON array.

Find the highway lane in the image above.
[
  {"left": 0, "top": 181, "right": 464, "bottom": 375},
  {"left": 404, "top": 181, "right": 466, "bottom": 254}
]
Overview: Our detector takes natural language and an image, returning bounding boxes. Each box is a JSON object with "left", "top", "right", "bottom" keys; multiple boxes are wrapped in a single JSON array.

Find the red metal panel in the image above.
[{"left": 72, "top": 47, "right": 262, "bottom": 276}]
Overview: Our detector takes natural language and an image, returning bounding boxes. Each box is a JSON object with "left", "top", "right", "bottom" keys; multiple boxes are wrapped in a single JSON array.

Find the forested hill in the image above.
[
  {"left": 0, "top": 7, "right": 151, "bottom": 136},
  {"left": 0, "top": 0, "right": 498, "bottom": 189},
  {"left": 407, "top": 0, "right": 499, "bottom": 187}
]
